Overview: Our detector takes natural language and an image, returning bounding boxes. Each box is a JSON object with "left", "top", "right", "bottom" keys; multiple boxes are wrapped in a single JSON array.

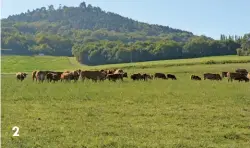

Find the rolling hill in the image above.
[{"left": 1, "top": 1, "right": 249, "bottom": 65}]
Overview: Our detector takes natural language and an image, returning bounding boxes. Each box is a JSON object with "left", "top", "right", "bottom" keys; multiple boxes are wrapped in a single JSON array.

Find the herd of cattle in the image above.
[{"left": 15, "top": 68, "right": 250, "bottom": 83}]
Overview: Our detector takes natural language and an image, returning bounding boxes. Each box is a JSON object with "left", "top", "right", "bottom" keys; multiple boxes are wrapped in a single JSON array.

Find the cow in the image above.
[
  {"left": 142, "top": 73, "right": 153, "bottom": 81},
  {"left": 191, "top": 75, "right": 201, "bottom": 81},
  {"left": 60, "top": 72, "right": 74, "bottom": 82},
  {"left": 235, "top": 69, "right": 248, "bottom": 75},
  {"left": 16, "top": 72, "right": 28, "bottom": 81},
  {"left": 234, "top": 76, "right": 249, "bottom": 82},
  {"left": 106, "top": 73, "right": 124, "bottom": 82},
  {"left": 35, "top": 71, "right": 47, "bottom": 82},
  {"left": 32, "top": 71, "right": 37, "bottom": 81},
  {"left": 61, "top": 70, "right": 81, "bottom": 82},
  {"left": 130, "top": 73, "right": 143, "bottom": 81},
  {"left": 221, "top": 72, "right": 228, "bottom": 78},
  {"left": 203, "top": 73, "right": 222, "bottom": 81},
  {"left": 227, "top": 72, "right": 248, "bottom": 82},
  {"left": 80, "top": 70, "right": 106, "bottom": 82},
  {"left": 46, "top": 72, "right": 63, "bottom": 82},
  {"left": 167, "top": 74, "right": 177, "bottom": 80},
  {"left": 154, "top": 73, "right": 167, "bottom": 79}
]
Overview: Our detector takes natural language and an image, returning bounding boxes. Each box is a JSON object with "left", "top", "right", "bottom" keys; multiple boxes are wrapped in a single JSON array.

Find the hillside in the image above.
[{"left": 1, "top": 1, "right": 250, "bottom": 65}]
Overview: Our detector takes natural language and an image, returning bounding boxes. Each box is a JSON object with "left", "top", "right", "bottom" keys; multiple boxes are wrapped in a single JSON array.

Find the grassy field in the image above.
[
  {"left": 1, "top": 55, "right": 250, "bottom": 73},
  {"left": 1, "top": 61, "right": 250, "bottom": 148}
]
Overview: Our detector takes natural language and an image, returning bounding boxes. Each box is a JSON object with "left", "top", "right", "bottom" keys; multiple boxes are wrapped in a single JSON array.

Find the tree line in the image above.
[{"left": 72, "top": 35, "right": 250, "bottom": 65}]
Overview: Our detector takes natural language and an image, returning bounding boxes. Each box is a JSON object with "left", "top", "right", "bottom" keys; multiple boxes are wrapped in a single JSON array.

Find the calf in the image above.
[
  {"left": 191, "top": 75, "right": 201, "bottom": 80},
  {"left": 167, "top": 74, "right": 177, "bottom": 80},
  {"left": 16, "top": 72, "right": 28, "bottom": 81}
]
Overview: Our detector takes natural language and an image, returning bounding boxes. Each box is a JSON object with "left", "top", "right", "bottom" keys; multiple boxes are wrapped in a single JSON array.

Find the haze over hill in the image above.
[{"left": 1, "top": 1, "right": 250, "bottom": 65}]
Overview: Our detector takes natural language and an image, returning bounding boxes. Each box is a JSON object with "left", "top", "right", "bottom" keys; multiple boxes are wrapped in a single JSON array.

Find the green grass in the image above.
[
  {"left": 1, "top": 55, "right": 250, "bottom": 73},
  {"left": 2, "top": 63, "right": 250, "bottom": 148}
]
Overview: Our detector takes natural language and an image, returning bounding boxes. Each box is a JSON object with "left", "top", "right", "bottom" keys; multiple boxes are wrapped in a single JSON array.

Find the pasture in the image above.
[
  {"left": 2, "top": 55, "right": 250, "bottom": 73},
  {"left": 1, "top": 59, "right": 250, "bottom": 147}
]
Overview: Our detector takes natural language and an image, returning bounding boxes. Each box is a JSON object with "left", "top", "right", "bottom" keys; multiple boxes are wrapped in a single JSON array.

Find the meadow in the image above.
[
  {"left": 2, "top": 55, "right": 250, "bottom": 73},
  {"left": 1, "top": 56, "right": 250, "bottom": 147}
]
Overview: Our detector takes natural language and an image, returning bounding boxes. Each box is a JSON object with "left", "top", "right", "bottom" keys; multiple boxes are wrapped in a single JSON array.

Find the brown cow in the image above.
[
  {"left": 35, "top": 71, "right": 47, "bottom": 82},
  {"left": 60, "top": 72, "right": 73, "bottom": 82},
  {"left": 154, "top": 73, "right": 167, "bottom": 79},
  {"left": 191, "top": 75, "right": 201, "bottom": 80},
  {"left": 167, "top": 74, "right": 177, "bottom": 80},
  {"left": 61, "top": 70, "right": 81, "bottom": 82},
  {"left": 16, "top": 72, "right": 28, "bottom": 81},
  {"left": 32, "top": 71, "right": 37, "bottom": 81},
  {"left": 47, "top": 72, "right": 63, "bottom": 82},
  {"left": 203, "top": 73, "right": 222, "bottom": 81},
  {"left": 80, "top": 70, "right": 106, "bottom": 82},
  {"left": 227, "top": 72, "right": 248, "bottom": 82}
]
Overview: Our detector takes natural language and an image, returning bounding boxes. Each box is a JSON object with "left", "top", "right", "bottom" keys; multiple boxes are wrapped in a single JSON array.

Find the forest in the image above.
[{"left": 1, "top": 1, "right": 250, "bottom": 65}]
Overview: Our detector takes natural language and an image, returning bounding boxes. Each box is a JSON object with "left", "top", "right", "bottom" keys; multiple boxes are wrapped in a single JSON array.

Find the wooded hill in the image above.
[{"left": 1, "top": 1, "right": 250, "bottom": 65}]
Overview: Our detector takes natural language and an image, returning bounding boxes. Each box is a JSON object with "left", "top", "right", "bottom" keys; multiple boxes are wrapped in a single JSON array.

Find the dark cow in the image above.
[
  {"left": 167, "top": 74, "right": 177, "bottom": 80},
  {"left": 191, "top": 75, "right": 201, "bottom": 81},
  {"left": 154, "top": 73, "right": 167, "bottom": 79},
  {"left": 203, "top": 73, "right": 222, "bottom": 81},
  {"left": 16, "top": 72, "right": 28, "bottom": 81},
  {"left": 107, "top": 73, "right": 124, "bottom": 81},
  {"left": 235, "top": 69, "right": 248, "bottom": 75},
  {"left": 80, "top": 70, "right": 106, "bottom": 82},
  {"left": 234, "top": 76, "right": 249, "bottom": 82},
  {"left": 142, "top": 73, "right": 153, "bottom": 81},
  {"left": 46, "top": 72, "right": 63, "bottom": 82},
  {"left": 221, "top": 72, "right": 228, "bottom": 78},
  {"left": 227, "top": 72, "right": 248, "bottom": 82},
  {"left": 130, "top": 73, "right": 143, "bottom": 81}
]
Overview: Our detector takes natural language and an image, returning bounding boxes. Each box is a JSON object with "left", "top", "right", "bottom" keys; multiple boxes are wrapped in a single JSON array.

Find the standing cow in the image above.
[{"left": 16, "top": 72, "right": 28, "bottom": 81}]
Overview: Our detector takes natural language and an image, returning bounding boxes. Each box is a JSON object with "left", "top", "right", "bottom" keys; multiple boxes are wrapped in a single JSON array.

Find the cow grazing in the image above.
[
  {"left": 191, "top": 75, "right": 201, "bottom": 81},
  {"left": 221, "top": 72, "right": 228, "bottom": 78},
  {"left": 203, "top": 73, "right": 222, "bottom": 81},
  {"left": 154, "top": 73, "right": 167, "bottom": 79},
  {"left": 167, "top": 74, "right": 177, "bottom": 80},
  {"left": 16, "top": 72, "right": 28, "bottom": 81},
  {"left": 227, "top": 72, "right": 248, "bottom": 82}
]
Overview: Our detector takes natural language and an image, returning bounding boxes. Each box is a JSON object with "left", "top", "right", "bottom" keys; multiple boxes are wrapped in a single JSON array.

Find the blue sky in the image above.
[{"left": 1, "top": 0, "right": 249, "bottom": 39}]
